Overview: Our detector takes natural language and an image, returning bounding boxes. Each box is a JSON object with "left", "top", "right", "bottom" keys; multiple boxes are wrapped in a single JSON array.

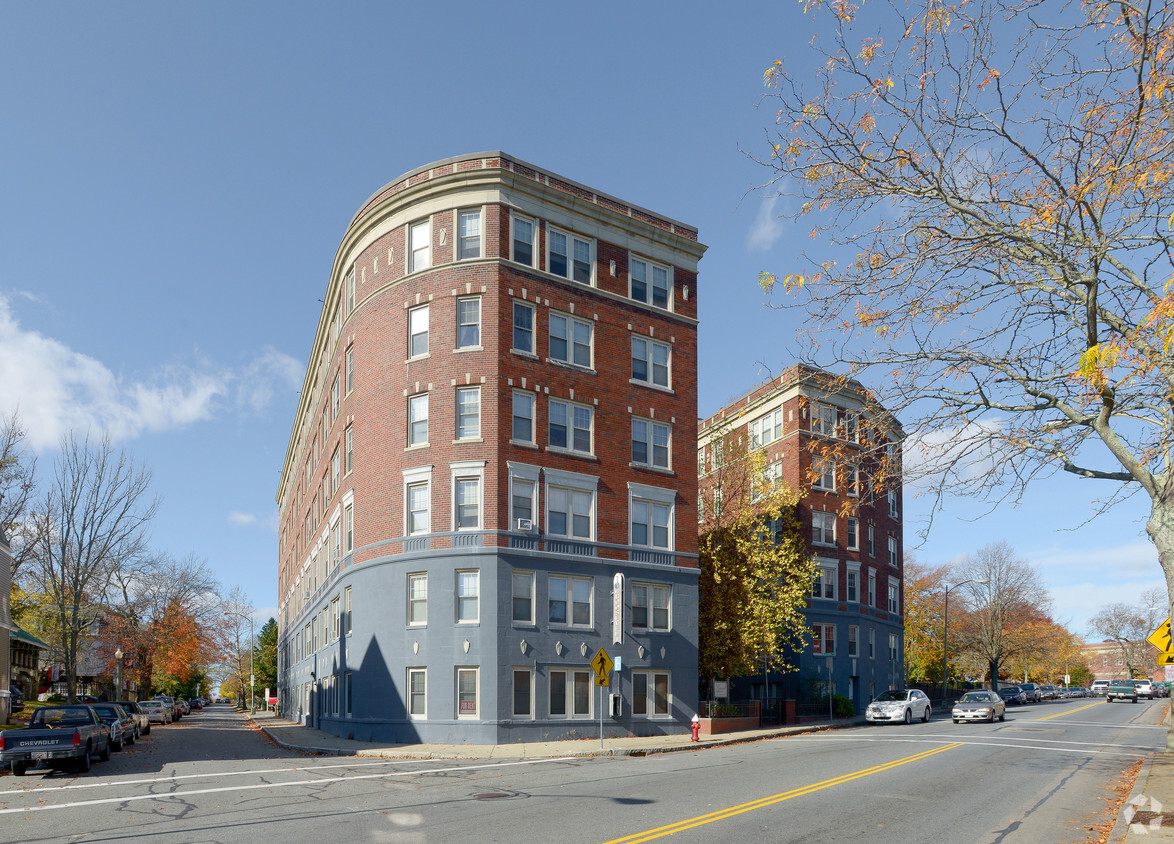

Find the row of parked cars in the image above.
[{"left": 1090, "top": 678, "right": 1169, "bottom": 699}]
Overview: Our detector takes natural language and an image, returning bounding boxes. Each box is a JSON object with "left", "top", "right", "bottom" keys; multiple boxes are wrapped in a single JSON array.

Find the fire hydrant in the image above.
[{"left": 691, "top": 713, "right": 700, "bottom": 742}]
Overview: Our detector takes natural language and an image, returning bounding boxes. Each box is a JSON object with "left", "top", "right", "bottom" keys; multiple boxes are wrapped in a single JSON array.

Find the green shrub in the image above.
[{"left": 832, "top": 695, "right": 854, "bottom": 718}]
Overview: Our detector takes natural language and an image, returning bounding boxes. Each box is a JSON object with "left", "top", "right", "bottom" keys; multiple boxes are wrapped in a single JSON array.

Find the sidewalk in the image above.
[{"left": 244, "top": 708, "right": 867, "bottom": 760}]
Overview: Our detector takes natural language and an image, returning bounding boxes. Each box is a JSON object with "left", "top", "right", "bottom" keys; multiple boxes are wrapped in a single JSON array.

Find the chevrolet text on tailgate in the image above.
[{"left": 0, "top": 705, "right": 112, "bottom": 776}]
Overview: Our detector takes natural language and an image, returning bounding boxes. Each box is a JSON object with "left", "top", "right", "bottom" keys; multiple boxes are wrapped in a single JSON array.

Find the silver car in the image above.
[
  {"left": 865, "top": 688, "right": 932, "bottom": 724},
  {"left": 952, "top": 689, "right": 1006, "bottom": 723}
]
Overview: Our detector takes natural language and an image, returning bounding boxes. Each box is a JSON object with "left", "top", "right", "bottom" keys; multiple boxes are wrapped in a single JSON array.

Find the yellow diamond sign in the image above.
[
  {"left": 1147, "top": 617, "right": 1172, "bottom": 654},
  {"left": 591, "top": 647, "right": 613, "bottom": 687}
]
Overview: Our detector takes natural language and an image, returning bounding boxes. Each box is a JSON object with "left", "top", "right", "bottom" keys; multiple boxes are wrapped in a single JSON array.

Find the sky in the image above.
[{"left": 0, "top": 2, "right": 1161, "bottom": 639}]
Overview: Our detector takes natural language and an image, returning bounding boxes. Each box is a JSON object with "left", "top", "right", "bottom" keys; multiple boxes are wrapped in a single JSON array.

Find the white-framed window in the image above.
[
  {"left": 697, "top": 447, "right": 706, "bottom": 477},
  {"left": 846, "top": 565, "right": 860, "bottom": 602},
  {"left": 888, "top": 489, "right": 898, "bottom": 518},
  {"left": 408, "top": 305, "right": 429, "bottom": 359},
  {"left": 888, "top": 535, "right": 898, "bottom": 566},
  {"left": 513, "top": 301, "right": 535, "bottom": 354},
  {"left": 631, "top": 336, "right": 670, "bottom": 389},
  {"left": 549, "top": 669, "right": 592, "bottom": 718},
  {"left": 512, "top": 570, "right": 535, "bottom": 624},
  {"left": 456, "top": 667, "right": 479, "bottom": 719},
  {"left": 409, "top": 219, "right": 431, "bottom": 273},
  {"left": 548, "top": 399, "right": 593, "bottom": 455},
  {"left": 632, "top": 671, "right": 670, "bottom": 718},
  {"left": 545, "top": 468, "right": 598, "bottom": 540},
  {"left": 331, "top": 375, "right": 340, "bottom": 421},
  {"left": 869, "top": 627, "right": 876, "bottom": 658},
  {"left": 331, "top": 596, "right": 341, "bottom": 640},
  {"left": 548, "top": 226, "right": 594, "bottom": 284},
  {"left": 450, "top": 459, "right": 485, "bottom": 531},
  {"left": 868, "top": 569, "right": 877, "bottom": 607},
  {"left": 848, "top": 625, "right": 859, "bottom": 657},
  {"left": 813, "top": 623, "right": 836, "bottom": 655},
  {"left": 549, "top": 312, "right": 593, "bottom": 368},
  {"left": 457, "top": 570, "right": 480, "bottom": 623},
  {"left": 847, "top": 517, "right": 859, "bottom": 550},
  {"left": 812, "top": 511, "right": 835, "bottom": 545},
  {"left": 512, "top": 214, "right": 535, "bottom": 266},
  {"left": 712, "top": 441, "right": 724, "bottom": 469},
  {"left": 630, "top": 256, "right": 671, "bottom": 309},
  {"left": 843, "top": 410, "right": 860, "bottom": 442},
  {"left": 697, "top": 493, "right": 704, "bottom": 522},
  {"left": 812, "top": 563, "right": 836, "bottom": 599},
  {"left": 889, "top": 633, "right": 899, "bottom": 661},
  {"left": 512, "top": 390, "right": 535, "bottom": 444},
  {"left": 632, "top": 583, "right": 671, "bottom": 631},
  {"left": 814, "top": 458, "right": 835, "bottom": 491},
  {"left": 409, "top": 571, "right": 429, "bottom": 625},
  {"left": 812, "top": 403, "right": 837, "bottom": 436},
  {"left": 509, "top": 461, "right": 540, "bottom": 530},
  {"left": 457, "top": 209, "right": 482, "bottom": 261},
  {"left": 331, "top": 448, "right": 340, "bottom": 497},
  {"left": 345, "top": 268, "right": 355, "bottom": 314},
  {"left": 749, "top": 408, "right": 783, "bottom": 448},
  {"left": 712, "top": 487, "right": 723, "bottom": 520},
  {"left": 408, "top": 392, "right": 428, "bottom": 446},
  {"left": 868, "top": 524, "right": 875, "bottom": 556},
  {"left": 629, "top": 482, "right": 674, "bottom": 550},
  {"left": 456, "top": 386, "right": 481, "bottom": 440},
  {"left": 345, "top": 344, "right": 354, "bottom": 394},
  {"left": 512, "top": 668, "right": 534, "bottom": 718},
  {"left": 847, "top": 464, "right": 860, "bottom": 496},
  {"left": 344, "top": 425, "right": 353, "bottom": 476},
  {"left": 631, "top": 418, "right": 670, "bottom": 470},
  {"left": 751, "top": 460, "right": 783, "bottom": 503},
  {"left": 549, "top": 574, "right": 593, "bottom": 626},
  {"left": 403, "top": 465, "right": 432, "bottom": 535},
  {"left": 457, "top": 297, "right": 481, "bottom": 348},
  {"left": 888, "top": 578, "right": 900, "bottom": 614},
  {"left": 344, "top": 585, "right": 352, "bottom": 635}
]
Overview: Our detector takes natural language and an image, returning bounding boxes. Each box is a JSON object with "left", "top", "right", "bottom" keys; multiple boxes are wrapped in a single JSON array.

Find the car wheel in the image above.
[
  {"left": 99, "top": 740, "right": 111, "bottom": 762},
  {"left": 999, "top": 712, "right": 1005, "bottom": 722},
  {"left": 77, "top": 749, "right": 92, "bottom": 773},
  {"left": 953, "top": 718, "right": 960, "bottom": 724},
  {"left": 12, "top": 762, "right": 27, "bottom": 777},
  {"left": 922, "top": 706, "right": 931, "bottom": 723},
  {"left": 144, "top": 724, "right": 150, "bottom": 735},
  {"left": 904, "top": 708, "right": 912, "bottom": 725}
]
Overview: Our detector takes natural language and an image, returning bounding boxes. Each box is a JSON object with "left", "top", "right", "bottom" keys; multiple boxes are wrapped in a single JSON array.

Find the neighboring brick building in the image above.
[
  {"left": 276, "top": 152, "right": 706, "bottom": 743},
  {"left": 697, "top": 366, "right": 905, "bottom": 712},
  {"left": 1081, "top": 639, "right": 1158, "bottom": 681}
]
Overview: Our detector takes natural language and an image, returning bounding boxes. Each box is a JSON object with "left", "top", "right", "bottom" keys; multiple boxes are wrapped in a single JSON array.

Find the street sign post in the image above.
[{"left": 591, "top": 647, "right": 613, "bottom": 748}]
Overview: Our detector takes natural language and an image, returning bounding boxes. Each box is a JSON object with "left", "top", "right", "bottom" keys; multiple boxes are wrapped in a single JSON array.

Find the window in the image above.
[
  {"left": 549, "top": 575, "right": 592, "bottom": 626},
  {"left": 631, "top": 418, "right": 670, "bottom": 469},
  {"left": 813, "top": 623, "right": 836, "bottom": 655},
  {"left": 455, "top": 476, "right": 480, "bottom": 529},
  {"left": 630, "top": 256, "right": 671, "bottom": 309},
  {"left": 888, "top": 579, "right": 900, "bottom": 614},
  {"left": 888, "top": 489, "right": 898, "bottom": 518},
  {"left": 512, "top": 390, "right": 535, "bottom": 444},
  {"left": 869, "top": 627, "right": 876, "bottom": 658},
  {"left": 409, "top": 219, "right": 430, "bottom": 273},
  {"left": 344, "top": 585, "right": 352, "bottom": 634},
  {"left": 549, "top": 670, "right": 591, "bottom": 717},
  {"left": 847, "top": 464, "right": 860, "bottom": 496},
  {"left": 846, "top": 567, "right": 859, "bottom": 602},
  {"left": 545, "top": 468, "right": 597, "bottom": 540},
  {"left": 457, "top": 297, "right": 481, "bottom": 348},
  {"left": 512, "top": 669, "right": 533, "bottom": 718},
  {"left": 513, "top": 301, "right": 535, "bottom": 354},
  {"left": 345, "top": 269, "right": 355, "bottom": 314},
  {"left": 848, "top": 625, "right": 859, "bottom": 657},
  {"left": 631, "top": 499, "right": 671, "bottom": 549},
  {"left": 697, "top": 449, "right": 706, "bottom": 477},
  {"left": 331, "top": 448, "right": 340, "bottom": 497},
  {"left": 509, "top": 462, "right": 538, "bottom": 529},
  {"left": 408, "top": 668, "right": 426, "bottom": 718},
  {"left": 343, "top": 500, "right": 354, "bottom": 554},
  {"left": 712, "top": 488, "right": 723, "bottom": 519},
  {"left": 331, "top": 375, "right": 340, "bottom": 421},
  {"left": 512, "top": 571, "right": 534, "bottom": 623},
  {"left": 548, "top": 226, "right": 594, "bottom": 283},
  {"left": 407, "top": 480, "right": 429, "bottom": 534},
  {"left": 408, "top": 306, "right": 429, "bottom": 358},
  {"left": 632, "top": 672, "right": 670, "bottom": 717},
  {"left": 548, "top": 399, "right": 593, "bottom": 455},
  {"left": 847, "top": 517, "right": 859, "bottom": 550},
  {"left": 456, "top": 387, "right": 480, "bottom": 440},
  {"left": 458, "top": 209, "right": 481, "bottom": 260},
  {"left": 712, "top": 441, "right": 724, "bottom": 469},
  {"left": 749, "top": 408, "right": 783, "bottom": 448},
  {"left": 630, "top": 336, "right": 670, "bottom": 389},
  {"left": 812, "top": 403, "right": 837, "bottom": 436},
  {"left": 812, "top": 511, "right": 835, "bottom": 545},
  {"left": 512, "top": 215, "right": 535, "bottom": 266},
  {"left": 812, "top": 564, "right": 836, "bottom": 600},
  {"left": 889, "top": 633, "right": 899, "bottom": 661},
  {"left": 632, "top": 583, "right": 670, "bottom": 631},
  {"left": 346, "top": 345, "right": 355, "bottom": 394},
  {"left": 408, "top": 393, "right": 428, "bottom": 446},
  {"left": 344, "top": 425, "right": 353, "bottom": 475},
  {"left": 331, "top": 596, "right": 341, "bottom": 640},
  {"left": 408, "top": 573, "right": 427, "bottom": 625},
  {"left": 868, "top": 569, "right": 877, "bottom": 607},
  {"left": 549, "top": 313, "right": 593, "bottom": 368},
  {"left": 752, "top": 460, "right": 783, "bottom": 503},
  {"left": 814, "top": 458, "right": 835, "bottom": 491},
  {"left": 868, "top": 524, "right": 875, "bottom": 557},
  {"left": 888, "top": 535, "right": 898, "bottom": 566},
  {"left": 457, "top": 570, "right": 480, "bottom": 622},
  {"left": 457, "top": 667, "right": 479, "bottom": 719}
]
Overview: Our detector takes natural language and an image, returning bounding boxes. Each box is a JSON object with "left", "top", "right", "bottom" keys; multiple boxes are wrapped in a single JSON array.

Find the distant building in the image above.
[
  {"left": 276, "top": 153, "right": 705, "bottom": 743},
  {"left": 1081, "top": 639, "right": 1158, "bottom": 680},
  {"left": 697, "top": 365, "right": 905, "bottom": 712}
]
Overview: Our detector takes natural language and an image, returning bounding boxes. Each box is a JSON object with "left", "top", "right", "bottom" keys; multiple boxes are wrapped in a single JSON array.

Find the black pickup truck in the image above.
[{"left": 1, "top": 704, "right": 112, "bottom": 775}]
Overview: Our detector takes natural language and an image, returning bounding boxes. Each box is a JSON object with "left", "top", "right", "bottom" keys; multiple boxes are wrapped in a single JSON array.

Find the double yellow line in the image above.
[{"left": 602, "top": 742, "right": 963, "bottom": 843}]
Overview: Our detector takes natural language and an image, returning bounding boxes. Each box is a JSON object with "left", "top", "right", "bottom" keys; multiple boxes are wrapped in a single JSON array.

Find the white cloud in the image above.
[
  {"left": 747, "top": 195, "right": 784, "bottom": 252},
  {"left": 227, "top": 508, "right": 279, "bottom": 531},
  {"left": 227, "top": 511, "right": 258, "bottom": 526},
  {"left": 0, "top": 293, "right": 302, "bottom": 449}
]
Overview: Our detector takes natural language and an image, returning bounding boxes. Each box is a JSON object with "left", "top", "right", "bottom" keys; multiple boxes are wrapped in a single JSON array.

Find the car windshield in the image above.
[
  {"left": 874, "top": 690, "right": 908, "bottom": 702},
  {"left": 29, "top": 706, "right": 92, "bottom": 727},
  {"left": 959, "top": 692, "right": 990, "bottom": 702}
]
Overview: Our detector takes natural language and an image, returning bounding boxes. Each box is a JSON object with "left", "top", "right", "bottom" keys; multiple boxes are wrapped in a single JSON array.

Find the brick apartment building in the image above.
[
  {"left": 276, "top": 152, "right": 706, "bottom": 743},
  {"left": 697, "top": 366, "right": 905, "bottom": 712},
  {"left": 1081, "top": 639, "right": 1159, "bottom": 681}
]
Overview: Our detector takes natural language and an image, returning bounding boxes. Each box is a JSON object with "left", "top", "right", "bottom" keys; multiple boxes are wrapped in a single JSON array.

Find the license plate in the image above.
[{"left": 31, "top": 751, "right": 49, "bottom": 760}]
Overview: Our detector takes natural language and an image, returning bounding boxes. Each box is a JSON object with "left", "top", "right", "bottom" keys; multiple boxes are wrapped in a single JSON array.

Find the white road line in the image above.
[
  {"left": 0, "top": 757, "right": 573, "bottom": 815},
  {"left": 778, "top": 735, "right": 1162, "bottom": 755}
]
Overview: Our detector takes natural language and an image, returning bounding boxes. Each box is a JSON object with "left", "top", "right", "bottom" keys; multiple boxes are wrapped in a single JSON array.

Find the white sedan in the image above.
[{"left": 865, "top": 688, "right": 932, "bottom": 724}]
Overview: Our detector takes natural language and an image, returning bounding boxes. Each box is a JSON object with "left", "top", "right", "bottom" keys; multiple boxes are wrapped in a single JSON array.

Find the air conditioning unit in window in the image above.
[{"left": 516, "top": 518, "right": 534, "bottom": 532}]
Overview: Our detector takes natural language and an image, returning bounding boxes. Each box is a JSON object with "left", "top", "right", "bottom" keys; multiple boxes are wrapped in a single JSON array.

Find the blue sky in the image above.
[{"left": 0, "top": 2, "right": 1159, "bottom": 637}]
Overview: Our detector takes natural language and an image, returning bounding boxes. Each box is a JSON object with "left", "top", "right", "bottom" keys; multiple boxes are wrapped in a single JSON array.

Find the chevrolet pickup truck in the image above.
[
  {"left": 1106, "top": 680, "right": 1139, "bottom": 703},
  {"left": 1, "top": 704, "right": 111, "bottom": 775}
]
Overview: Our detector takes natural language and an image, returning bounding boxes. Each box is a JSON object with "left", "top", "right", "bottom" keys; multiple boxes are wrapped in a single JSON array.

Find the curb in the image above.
[{"left": 1108, "top": 754, "right": 1155, "bottom": 844}]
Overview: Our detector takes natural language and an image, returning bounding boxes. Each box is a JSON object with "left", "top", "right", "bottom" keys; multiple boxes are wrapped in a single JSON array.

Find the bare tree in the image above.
[
  {"left": 26, "top": 433, "right": 157, "bottom": 701},
  {"left": 218, "top": 586, "right": 256, "bottom": 708},
  {"left": 0, "top": 411, "right": 38, "bottom": 583},
  {"left": 754, "top": 3, "right": 1174, "bottom": 619},
  {"left": 952, "top": 542, "right": 1051, "bottom": 688},
  {"left": 1089, "top": 587, "right": 1166, "bottom": 677}
]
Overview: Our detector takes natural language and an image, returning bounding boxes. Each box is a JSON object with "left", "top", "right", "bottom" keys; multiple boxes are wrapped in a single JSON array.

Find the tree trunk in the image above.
[{"left": 1148, "top": 493, "right": 1174, "bottom": 749}]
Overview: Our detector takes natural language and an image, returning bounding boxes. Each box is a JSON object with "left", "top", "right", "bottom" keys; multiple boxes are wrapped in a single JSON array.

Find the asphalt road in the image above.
[{"left": 0, "top": 698, "right": 1165, "bottom": 843}]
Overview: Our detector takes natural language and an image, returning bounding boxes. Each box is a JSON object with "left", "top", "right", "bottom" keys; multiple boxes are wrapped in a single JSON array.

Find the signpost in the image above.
[{"left": 591, "top": 647, "right": 613, "bottom": 748}]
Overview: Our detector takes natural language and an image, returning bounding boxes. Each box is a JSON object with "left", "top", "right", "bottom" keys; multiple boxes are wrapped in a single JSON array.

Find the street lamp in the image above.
[
  {"left": 942, "top": 578, "right": 987, "bottom": 705},
  {"left": 114, "top": 647, "right": 123, "bottom": 699}
]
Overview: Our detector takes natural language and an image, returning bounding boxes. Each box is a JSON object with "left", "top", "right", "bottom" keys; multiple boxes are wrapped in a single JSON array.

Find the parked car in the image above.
[
  {"left": 1000, "top": 685, "right": 1028, "bottom": 706},
  {"left": 1107, "top": 680, "right": 1139, "bottom": 703},
  {"left": 1018, "top": 683, "right": 1042, "bottom": 702},
  {"left": 865, "top": 689, "right": 932, "bottom": 724},
  {"left": 153, "top": 695, "right": 178, "bottom": 721},
  {"left": 952, "top": 689, "right": 1006, "bottom": 723},
  {"left": 0, "top": 705, "right": 111, "bottom": 775},
  {"left": 90, "top": 703, "right": 137, "bottom": 751},
  {"left": 176, "top": 699, "right": 191, "bottom": 715},
  {"left": 1091, "top": 680, "right": 1110, "bottom": 696},
  {"left": 139, "top": 699, "right": 170, "bottom": 725},
  {"left": 8, "top": 685, "right": 24, "bottom": 711},
  {"left": 1040, "top": 685, "right": 1057, "bottom": 700},
  {"left": 114, "top": 700, "right": 151, "bottom": 735},
  {"left": 1133, "top": 679, "right": 1155, "bottom": 699}
]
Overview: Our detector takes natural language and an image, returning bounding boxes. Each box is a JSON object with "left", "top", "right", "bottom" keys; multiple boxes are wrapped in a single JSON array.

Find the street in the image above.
[{"left": 0, "top": 699, "right": 1165, "bottom": 843}]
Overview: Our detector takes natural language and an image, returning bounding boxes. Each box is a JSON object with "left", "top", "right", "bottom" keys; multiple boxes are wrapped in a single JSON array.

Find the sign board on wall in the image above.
[
  {"left": 714, "top": 680, "right": 729, "bottom": 700},
  {"left": 612, "top": 573, "right": 624, "bottom": 645}
]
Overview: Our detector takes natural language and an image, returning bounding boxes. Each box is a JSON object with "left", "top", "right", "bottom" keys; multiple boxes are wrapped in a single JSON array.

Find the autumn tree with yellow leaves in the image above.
[{"left": 755, "top": 2, "right": 1174, "bottom": 624}]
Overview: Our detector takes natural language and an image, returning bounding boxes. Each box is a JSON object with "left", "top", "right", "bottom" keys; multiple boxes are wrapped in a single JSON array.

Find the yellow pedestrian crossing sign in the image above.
[
  {"left": 1159, "top": 653, "right": 1174, "bottom": 667},
  {"left": 591, "top": 647, "right": 613, "bottom": 687},
  {"left": 1147, "top": 617, "right": 1172, "bottom": 654}
]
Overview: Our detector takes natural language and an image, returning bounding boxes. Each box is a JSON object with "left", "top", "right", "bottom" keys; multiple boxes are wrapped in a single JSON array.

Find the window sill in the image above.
[
  {"left": 511, "top": 349, "right": 539, "bottom": 360},
  {"left": 509, "top": 439, "right": 539, "bottom": 449},
  {"left": 545, "top": 447, "right": 597, "bottom": 460},
  {"left": 629, "top": 379, "right": 674, "bottom": 394},
  {"left": 632, "top": 628, "right": 672, "bottom": 635},
  {"left": 454, "top": 346, "right": 483, "bottom": 353},
  {"left": 546, "top": 358, "right": 597, "bottom": 375},
  {"left": 629, "top": 462, "right": 673, "bottom": 475},
  {"left": 404, "top": 443, "right": 430, "bottom": 452},
  {"left": 405, "top": 354, "right": 431, "bottom": 364},
  {"left": 453, "top": 438, "right": 484, "bottom": 444}
]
